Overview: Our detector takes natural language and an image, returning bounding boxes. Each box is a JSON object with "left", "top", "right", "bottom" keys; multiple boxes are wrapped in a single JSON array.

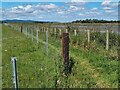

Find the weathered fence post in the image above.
[
  {"left": 11, "top": 57, "right": 18, "bottom": 90},
  {"left": 74, "top": 30, "right": 77, "bottom": 36},
  {"left": 36, "top": 30, "right": 39, "bottom": 44},
  {"left": 32, "top": 29, "right": 34, "bottom": 42},
  {"left": 106, "top": 30, "right": 109, "bottom": 50},
  {"left": 44, "top": 27, "right": 45, "bottom": 32},
  {"left": 27, "top": 27, "right": 30, "bottom": 38},
  {"left": 54, "top": 28, "right": 56, "bottom": 35},
  {"left": 87, "top": 30, "right": 90, "bottom": 43},
  {"left": 20, "top": 26, "right": 23, "bottom": 33},
  {"left": 59, "top": 29, "right": 61, "bottom": 35},
  {"left": 62, "top": 33, "right": 69, "bottom": 75},
  {"left": 66, "top": 29, "right": 68, "bottom": 33},
  {"left": 46, "top": 30, "right": 48, "bottom": 56},
  {"left": 41, "top": 27, "right": 43, "bottom": 32},
  {"left": 26, "top": 27, "right": 27, "bottom": 36},
  {"left": 24, "top": 26, "right": 26, "bottom": 34}
]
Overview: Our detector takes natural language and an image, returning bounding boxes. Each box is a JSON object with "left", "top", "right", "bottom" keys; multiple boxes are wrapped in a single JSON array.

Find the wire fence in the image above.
[{"left": 3, "top": 23, "right": 119, "bottom": 88}]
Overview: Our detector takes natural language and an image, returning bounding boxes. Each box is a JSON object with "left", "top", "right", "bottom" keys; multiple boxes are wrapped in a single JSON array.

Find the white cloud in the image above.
[
  {"left": 11, "top": 7, "right": 17, "bottom": 10},
  {"left": 18, "top": 6, "right": 24, "bottom": 9},
  {"left": 105, "top": 10, "right": 114, "bottom": 13},
  {"left": 103, "top": 7, "right": 111, "bottom": 10},
  {"left": 10, "top": 7, "right": 23, "bottom": 13},
  {"left": 66, "top": 1, "right": 86, "bottom": 6},
  {"left": 10, "top": 5, "right": 34, "bottom": 13},
  {"left": 7, "top": 3, "right": 58, "bottom": 14},
  {"left": 2, "top": 3, "right": 58, "bottom": 21},
  {"left": 32, "top": 10, "right": 43, "bottom": 14},
  {"left": 91, "top": 8, "right": 98, "bottom": 11},
  {"left": 2, "top": 2, "right": 118, "bottom": 21},
  {"left": 69, "top": 6, "right": 79, "bottom": 11},
  {"left": 34, "top": 3, "right": 57, "bottom": 13},
  {"left": 71, "top": 0, "right": 86, "bottom": 2},
  {"left": 57, "top": 11, "right": 64, "bottom": 14},
  {"left": 101, "top": 0, "right": 119, "bottom": 8},
  {"left": 36, "top": 3, "right": 57, "bottom": 10},
  {"left": 111, "top": 2, "right": 119, "bottom": 7},
  {"left": 68, "top": 5, "right": 85, "bottom": 13},
  {"left": 24, "top": 5, "right": 32, "bottom": 11},
  {"left": 101, "top": 0, "right": 111, "bottom": 6},
  {"left": 86, "top": 11, "right": 100, "bottom": 15}
]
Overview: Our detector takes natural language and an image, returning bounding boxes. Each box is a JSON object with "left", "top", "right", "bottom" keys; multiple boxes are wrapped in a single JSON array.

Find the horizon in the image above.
[{"left": 1, "top": 1, "right": 119, "bottom": 22}]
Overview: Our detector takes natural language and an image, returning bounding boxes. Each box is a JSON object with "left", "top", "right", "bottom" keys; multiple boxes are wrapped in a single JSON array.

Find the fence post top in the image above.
[
  {"left": 46, "top": 30, "right": 48, "bottom": 32},
  {"left": 11, "top": 57, "right": 17, "bottom": 62}
]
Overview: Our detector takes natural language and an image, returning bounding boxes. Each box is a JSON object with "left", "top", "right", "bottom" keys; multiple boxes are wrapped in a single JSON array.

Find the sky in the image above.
[{"left": 0, "top": 0, "right": 119, "bottom": 22}]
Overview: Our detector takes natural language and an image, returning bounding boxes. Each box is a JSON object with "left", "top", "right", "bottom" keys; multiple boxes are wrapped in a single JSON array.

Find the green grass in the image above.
[
  {"left": 0, "top": 24, "right": 2, "bottom": 89},
  {"left": 2, "top": 25, "right": 58, "bottom": 88},
  {"left": 2, "top": 24, "right": 118, "bottom": 88}
]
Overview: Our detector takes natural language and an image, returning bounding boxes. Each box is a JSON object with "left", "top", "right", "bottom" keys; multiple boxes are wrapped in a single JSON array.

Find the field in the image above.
[
  {"left": 2, "top": 23, "right": 119, "bottom": 88},
  {"left": 0, "top": 24, "right": 2, "bottom": 89}
]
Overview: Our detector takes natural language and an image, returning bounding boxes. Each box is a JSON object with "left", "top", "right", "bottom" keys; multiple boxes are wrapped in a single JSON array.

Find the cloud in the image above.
[
  {"left": 105, "top": 10, "right": 114, "bottom": 13},
  {"left": 101, "top": 0, "right": 119, "bottom": 8},
  {"left": 18, "top": 6, "right": 24, "bottom": 9},
  {"left": 103, "top": 7, "right": 112, "bottom": 10},
  {"left": 67, "top": 5, "right": 85, "bottom": 13},
  {"left": 2, "top": 3, "right": 59, "bottom": 21},
  {"left": 66, "top": 1, "right": 86, "bottom": 6},
  {"left": 101, "top": 0, "right": 111, "bottom": 6},
  {"left": 69, "top": 6, "right": 79, "bottom": 11},
  {"left": 2, "top": 2, "right": 118, "bottom": 21},
  {"left": 71, "top": 0, "right": 87, "bottom": 2},
  {"left": 35, "top": 3, "right": 57, "bottom": 11},
  {"left": 91, "top": 8, "right": 98, "bottom": 11},
  {"left": 9, "top": 5, "right": 34, "bottom": 14},
  {"left": 24, "top": 5, "right": 32, "bottom": 11},
  {"left": 86, "top": 11, "right": 100, "bottom": 15},
  {"left": 111, "top": 2, "right": 119, "bottom": 7},
  {"left": 57, "top": 11, "right": 64, "bottom": 14},
  {"left": 101, "top": 0, "right": 118, "bottom": 15},
  {"left": 40, "top": 3, "right": 57, "bottom": 9},
  {"left": 9, "top": 3, "right": 57, "bottom": 14}
]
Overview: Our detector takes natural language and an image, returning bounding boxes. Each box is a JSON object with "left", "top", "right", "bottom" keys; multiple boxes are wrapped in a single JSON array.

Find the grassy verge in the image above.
[{"left": 2, "top": 25, "right": 118, "bottom": 88}]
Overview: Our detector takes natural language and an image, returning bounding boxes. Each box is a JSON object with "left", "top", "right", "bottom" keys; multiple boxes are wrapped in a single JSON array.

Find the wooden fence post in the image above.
[
  {"left": 36, "top": 30, "right": 39, "bottom": 44},
  {"left": 74, "top": 30, "right": 77, "bottom": 36},
  {"left": 59, "top": 29, "right": 61, "bottom": 35},
  {"left": 54, "top": 28, "right": 56, "bottom": 35},
  {"left": 11, "top": 57, "right": 18, "bottom": 90},
  {"left": 20, "top": 26, "right": 23, "bottom": 33},
  {"left": 66, "top": 29, "right": 68, "bottom": 33},
  {"left": 32, "top": 29, "right": 34, "bottom": 42},
  {"left": 62, "top": 33, "right": 69, "bottom": 75},
  {"left": 46, "top": 30, "right": 48, "bottom": 55},
  {"left": 87, "top": 30, "right": 90, "bottom": 43},
  {"left": 106, "top": 30, "right": 109, "bottom": 50}
]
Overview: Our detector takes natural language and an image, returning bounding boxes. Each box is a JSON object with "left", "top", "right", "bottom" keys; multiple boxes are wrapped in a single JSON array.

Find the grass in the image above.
[
  {"left": 0, "top": 24, "right": 2, "bottom": 89},
  {"left": 2, "top": 24, "right": 118, "bottom": 88}
]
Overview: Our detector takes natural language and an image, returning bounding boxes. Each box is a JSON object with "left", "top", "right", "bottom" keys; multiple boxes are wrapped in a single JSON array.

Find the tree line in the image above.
[{"left": 72, "top": 19, "right": 120, "bottom": 23}]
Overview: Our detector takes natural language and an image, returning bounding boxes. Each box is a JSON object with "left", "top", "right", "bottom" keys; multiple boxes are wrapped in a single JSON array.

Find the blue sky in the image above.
[{"left": 1, "top": 0, "right": 119, "bottom": 22}]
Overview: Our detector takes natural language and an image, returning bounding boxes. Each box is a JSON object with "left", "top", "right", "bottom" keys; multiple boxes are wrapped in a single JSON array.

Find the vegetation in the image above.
[
  {"left": 72, "top": 19, "right": 120, "bottom": 23},
  {"left": 2, "top": 23, "right": 119, "bottom": 88}
]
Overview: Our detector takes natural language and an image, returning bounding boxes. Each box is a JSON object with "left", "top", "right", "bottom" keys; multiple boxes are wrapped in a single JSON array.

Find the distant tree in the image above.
[{"left": 71, "top": 19, "right": 119, "bottom": 23}]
